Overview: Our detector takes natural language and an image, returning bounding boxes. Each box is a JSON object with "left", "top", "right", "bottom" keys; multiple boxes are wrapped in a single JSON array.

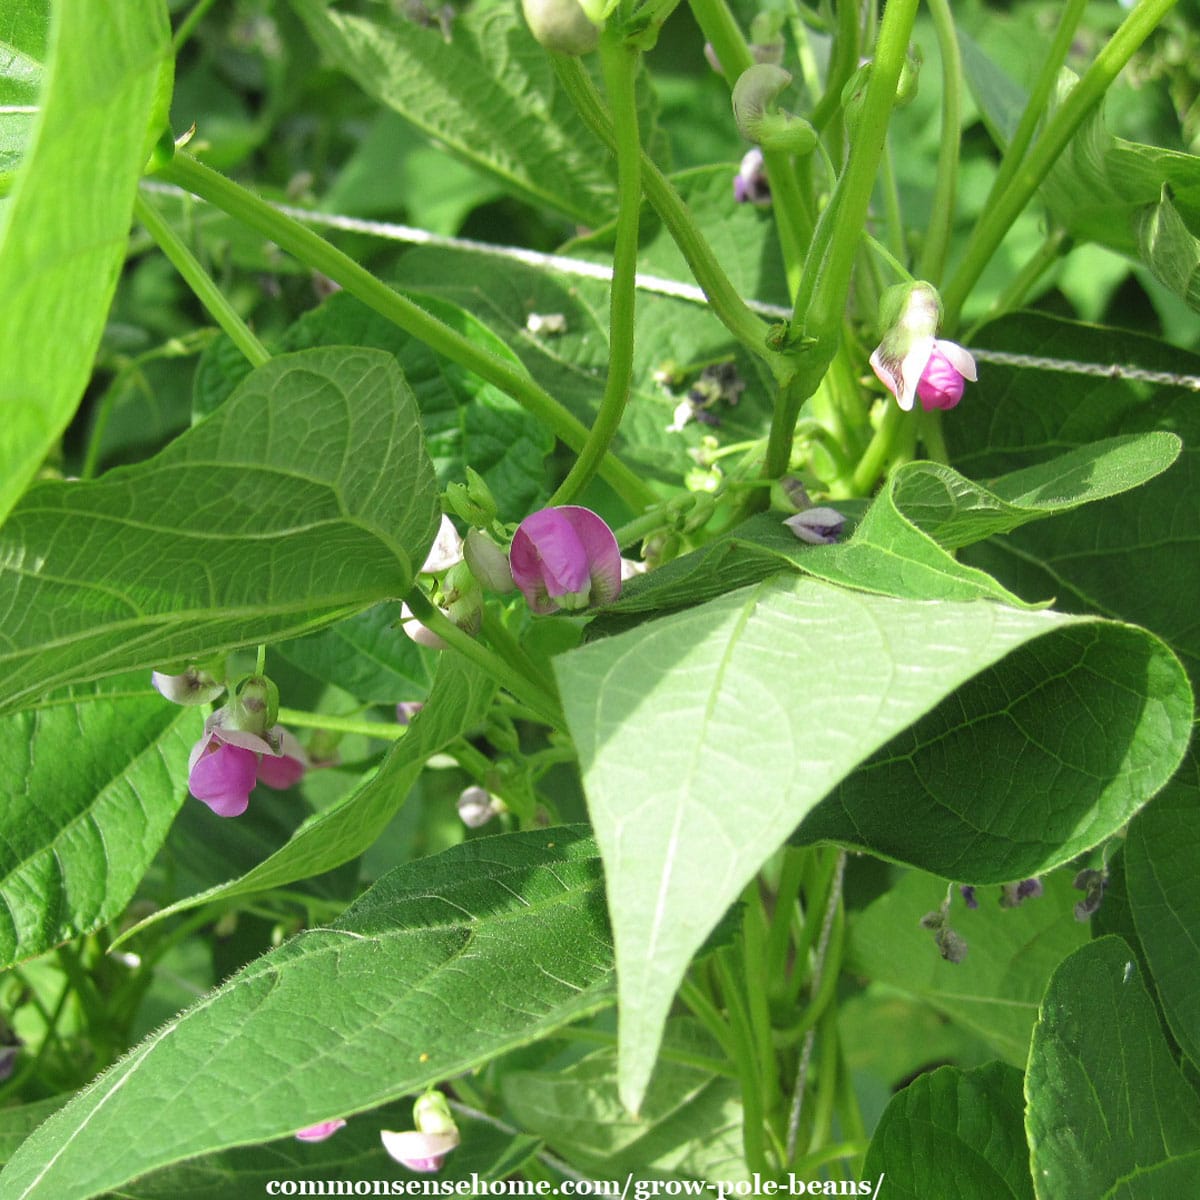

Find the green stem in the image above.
[
  {"left": 479, "top": 606, "right": 558, "bottom": 700},
  {"left": 850, "top": 400, "right": 908, "bottom": 495},
  {"left": 686, "top": 0, "right": 811, "bottom": 297},
  {"left": 810, "top": 0, "right": 860, "bottom": 144},
  {"left": 942, "top": 0, "right": 1179, "bottom": 328},
  {"left": 156, "top": 153, "right": 656, "bottom": 514},
  {"left": 172, "top": 0, "right": 221, "bottom": 51},
  {"left": 916, "top": 0, "right": 962, "bottom": 284},
  {"left": 981, "top": 0, "right": 1089, "bottom": 223},
  {"left": 966, "top": 226, "right": 1068, "bottom": 338},
  {"left": 762, "top": 0, "right": 920, "bottom": 485},
  {"left": 276, "top": 706, "right": 406, "bottom": 741},
  {"left": 878, "top": 138, "right": 907, "bottom": 263},
  {"left": 556, "top": 1025, "right": 737, "bottom": 1077},
  {"left": 552, "top": 57, "right": 783, "bottom": 375},
  {"left": 135, "top": 194, "right": 269, "bottom": 368},
  {"left": 741, "top": 883, "right": 782, "bottom": 1121},
  {"left": 714, "top": 950, "right": 772, "bottom": 1174},
  {"left": 404, "top": 589, "right": 563, "bottom": 728},
  {"left": 549, "top": 31, "right": 641, "bottom": 506},
  {"left": 765, "top": 847, "right": 808, "bottom": 988},
  {"left": 679, "top": 976, "right": 740, "bottom": 1061}
]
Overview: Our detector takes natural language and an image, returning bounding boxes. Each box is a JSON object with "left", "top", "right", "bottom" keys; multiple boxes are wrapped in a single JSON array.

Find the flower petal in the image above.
[
  {"left": 188, "top": 741, "right": 259, "bottom": 817},
  {"left": 559, "top": 506, "right": 622, "bottom": 607},
  {"left": 379, "top": 1130, "right": 460, "bottom": 1173},
  {"left": 933, "top": 338, "right": 977, "bottom": 382},
  {"left": 295, "top": 1119, "right": 346, "bottom": 1143}
]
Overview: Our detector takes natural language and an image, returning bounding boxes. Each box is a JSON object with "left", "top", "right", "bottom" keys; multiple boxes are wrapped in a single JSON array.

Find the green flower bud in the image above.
[
  {"left": 521, "top": 0, "right": 599, "bottom": 55},
  {"left": 464, "top": 529, "right": 516, "bottom": 593},
  {"left": 733, "top": 65, "right": 817, "bottom": 154},
  {"left": 225, "top": 674, "right": 279, "bottom": 736},
  {"left": 443, "top": 562, "right": 483, "bottom": 636},
  {"left": 445, "top": 467, "right": 499, "bottom": 527}
]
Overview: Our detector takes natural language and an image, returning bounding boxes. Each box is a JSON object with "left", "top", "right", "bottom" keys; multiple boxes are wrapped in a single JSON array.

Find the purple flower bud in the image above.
[
  {"left": 960, "top": 884, "right": 978, "bottom": 910},
  {"left": 936, "top": 927, "right": 969, "bottom": 964},
  {"left": 295, "top": 1119, "right": 346, "bottom": 1143},
  {"left": 733, "top": 147, "right": 771, "bottom": 206},
  {"left": 0, "top": 1040, "right": 20, "bottom": 1082},
  {"left": 396, "top": 701, "right": 424, "bottom": 725},
  {"left": 1016, "top": 877, "right": 1043, "bottom": 901},
  {"left": 509, "top": 506, "right": 622, "bottom": 615},
  {"left": 187, "top": 733, "right": 259, "bottom": 818},
  {"left": 784, "top": 507, "right": 845, "bottom": 545},
  {"left": 916, "top": 344, "right": 973, "bottom": 411},
  {"left": 1073, "top": 868, "right": 1108, "bottom": 921}
]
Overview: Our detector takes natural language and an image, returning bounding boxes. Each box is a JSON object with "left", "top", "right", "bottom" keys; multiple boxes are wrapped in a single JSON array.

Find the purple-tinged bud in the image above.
[
  {"left": 733, "top": 147, "right": 771, "bottom": 206},
  {"left": 936, "top": 927, "right": 969, "bottom": 964},
  {"left": 509, "top": 506, "right": 622, "bottom": 614},
  {"left": 382, "top": 1091, "right": 460, "bottom": 1173},
  {"left": 869, "top": 282, "right": 977, "bottom": 413},
  {"left": 421, "top": 515, "right": 465, "bottom": 575},
  {"left": 960, "top": 885, "right": 978, "bottom": 910},
  {"left": 458, "top": 784, "right": 502, "bottom": 828},
  {"left": 399, "top": 602, "right": 449, "bottom": 650},
  {"left": 151, "top": 665, "right": 225, "bottom": 706},
  {"left": 1073, "top": 868, "right": 1107, "bottom": 921},
  {"left": 442, "top": 562, "right": 484, "bottom": 636},
  {"left": 784, "top": 507, "right": 845, "bottom": 545},
  {"left": 0, "top": 1039, "right": 20, "bottom": 1082},
  {"left": 464, "top": 529, "right": 516, "bottom": 593},
  {"left": 223, "top": 674, "right": 279, "bottom": 738},
  {"left": 396, "top": 701, "right": 424, "bottom": 725},
  {"left": 295, "top": 1119, "right": 346, "bottom": 1143}
]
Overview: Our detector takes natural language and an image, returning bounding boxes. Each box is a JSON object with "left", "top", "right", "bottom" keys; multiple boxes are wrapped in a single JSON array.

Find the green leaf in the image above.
[
  {"left": 0, "top": 0, "right": 172, "bottom": 523},
  {"left": 949, "top": 313, "right": 1200, "bottom": 687},
  {"left": 502, "top": 1020, "right": 747, "bottom": 1183},
  {"left": 1136, "top": 185, "right": 1200, "bottom": 313},
  {"left": 846, "top": 869, "right": 1087, "bottom": 1065},
  {"left": 0, "top": 674, "right": 201, "bottom": 968},
  {"left": 0, "top": 828, "right": 613, "bottom": 1200},
  {"left": 1025, "top": 937, "right": 1200, "bottom": 1199},
  {"left": 282, "top": 290, "right": 553, "bottom": 523},
  {"left": 0, "top": 1, "right": 47, "bottom": 182},
  {"left": 0, "top": 346, "right": 440, "bottom": 716},
  {"left": 122, "top": 655, "right": 494, "bottom": 937},
  {"left": 276, "top": 601, "right": 434, "bottom": 704},
  {"left": 0, "top": 1097, "right": 65, "bottom": 1166},
  {"left": 1126, "top": 756, "right": 1200, "bottom": 1071},
  {"left": 556, "top": 574, "right": 1188, "bottom": 1109},
  {"left": 289, "top": 0, "right": 614, "bottom": 225},
  {"left": 863, "top": 1062, "right": 1034, "bottom": 1200},
  {"left": 104, "top": 1105, "right": 541, "bottom": 1199},
  {"left": 892, "top": 434, "right": 1182, "bottom": 550}
]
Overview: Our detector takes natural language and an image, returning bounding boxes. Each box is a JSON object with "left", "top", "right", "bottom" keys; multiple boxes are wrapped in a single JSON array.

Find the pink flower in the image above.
[
  {"left": 509, "top": 506, "right": 622, "bottom": 615},
  {"left": 187, "top": 717, "right": 306, "bottom": 818},
  {"left": 295, "top": 1119, "right": 346, "bottom": 1143},
  {"left": 914, "top": 343, "right": 975, "bottom": 411},
  {"left": 380, "top": 1129, "right": 459, "bottom": 1173},
  {"left": 187, "top": 734, "right": 259, "bottom": 818}
]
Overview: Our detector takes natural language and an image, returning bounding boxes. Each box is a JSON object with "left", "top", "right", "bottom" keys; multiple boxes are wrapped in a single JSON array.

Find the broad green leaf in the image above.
[
  {"left": 0, "top": 1, "right": 47, "bottom": 182},
  {"left": 0, "top": 828, "right": 613, "bottom": 1200},
  {"left": 1136, "top": 185, "right": 1200, "bottom": 313},
  {"left": 892, "top": 435, "right": 1182, "bottom": 550},
  {"left": 949, "top": 313, "right": 1200, "bottom": 687},
  {"left": 0, "top": 347, "right": 440, "bottom": 716},
  {"left": 0, "top": 0, "right": 172, "bottom": 523},
  {"left": 276, "top": 601, "right": 434, "bottom": 704},
  {"left": 0, "top": 1097, "right": 64, "bottom": 1165},
  {"left": 120, "top": 655, "right": 495, "bottom": 939},
  {"left": 107, "top": 1105, "right": 541, "bottom": 1199},
  {"left": 1126, "top": 756, "right": 1200, "bottom": 1070},
  {"left": 289, "top": 0, "right": 614, "bottom": 225},
  {"left": 846, "top": 869, "right": 1087, "bottom": 1065},
  {"left": 796, "top": 617, "right": 1190, "bottom": 881},
  {"left": 863, "top": 1063, "right": 1033, "bottom": 1200},
  {"left": 1025, "top": 937, "right": 1200, "bottom": 1200},
  {"left": 502, "top": 1020, "right": 747, "bottom": 1183},
  {"left": 283, "top": 290, "right": 553, "bottom": 523},
  {"left": 556, "top": 574, "right": 1187, "bottom": 1109},
  {"left": 0, "top": 674, "right": 201, "bottom": 968}
]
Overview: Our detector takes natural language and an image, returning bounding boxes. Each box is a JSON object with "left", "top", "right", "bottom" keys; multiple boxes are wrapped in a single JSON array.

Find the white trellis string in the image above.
[{"left": 141, "top": 180, "right": 1200, "bottom": 391}]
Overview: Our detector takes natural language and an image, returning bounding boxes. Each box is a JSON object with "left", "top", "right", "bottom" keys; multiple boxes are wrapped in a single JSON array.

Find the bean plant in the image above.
[{"left": 1, "top": 0, "right": 1199, "bottom": 1196}]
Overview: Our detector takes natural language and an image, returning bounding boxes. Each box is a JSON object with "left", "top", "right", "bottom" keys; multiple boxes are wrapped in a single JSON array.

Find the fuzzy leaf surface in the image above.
[
  {"left": 0, "top": 347, "right": 440, "bottom": 715},
  {"left": 0, "top": 828, "right": 612, "bottom": 1200}
]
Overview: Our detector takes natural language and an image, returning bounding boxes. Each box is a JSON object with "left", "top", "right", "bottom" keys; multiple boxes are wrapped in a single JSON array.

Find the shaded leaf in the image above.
[
  {"left": 1025, "top": 937, "right": 1200, "bottom": 1199},
  {"left": 0, "top": 674, "right": 201, "bottom": 967},
  {"left": 1136, "top": 184, "right": 1200, "bottom": 313},
  {"left": 0, "top": 828, "right": 613, "bottom": 1200},
  {"left": 864, "top": 1062, "right": 1034, "bottom": 1200},
  {"left": 0, "top": 347, "right": 440, "bottom": 715}
]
